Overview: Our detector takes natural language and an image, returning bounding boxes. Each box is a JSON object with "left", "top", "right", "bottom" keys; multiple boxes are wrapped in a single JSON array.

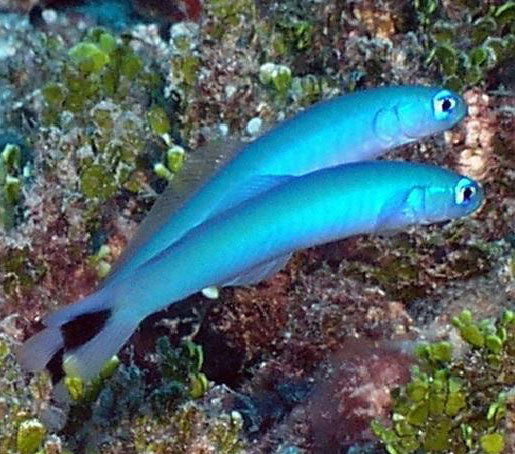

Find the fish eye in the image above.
[
  {"left": 433, "top": 90, "right": 457, "bottom": 121},
  {"left": 455, "top": 178, "right": 477, "bottom": 205}
]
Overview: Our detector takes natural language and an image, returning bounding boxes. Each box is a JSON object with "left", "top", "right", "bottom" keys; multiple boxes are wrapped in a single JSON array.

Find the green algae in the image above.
[
  {"left": 275, "top": 17, "right": 313, "bottom": 53},
  {"left": 64, "top": 355, "right": 120, "bottom": 403},
  {"left": 480, "top": 433, "right": 505, "bottom": 454},
  {"left": 147, "top": 105, "right": 171, "bottom": 136},
  {"left": 68, "top": 41, "right": 111, "bottom": 74},
  {"left": 154, "top": 143, "right": 186, "bottom": 182},
  {"left": 154, "top": 162, "right": 174, "bottom": 181},
  {"left": 133, "top": 405, "right": 244, "bottom": 454},
  {"left": 38, "top": 29, "right": 172, "bottom": 203},
  {"left": 259, "top": 63, "right": 292, "bottom": 95},
  {"left": 372, "top": 310, "right": 515, "bottom": 454},
  {"left": 166, "top": 145, "right": 186, "bottom": 173},
  {"left": 209, "top": 0, "right": 255, "bottom": 35},
  {"left": 0, "top": 143, "right": 28, "bottom": 230},
  {"left": 171, "top": 54, "right": 201, "bottom": 91},
  {"left": 419, "top": 0, "right": 515, "bottom": 91},
  {"left": 87, "top": 244, "right": 112, "bottom": 278},
  {"left": 16, "top": 419, "right": 46, "bottom": 454},
  {"left": 0, "top": 337, "right": 56, "bottom": 454},
  {"left": 154, "top": 337, "right": 210, "bottom": 401},
  {"left": 1, "top": 247, "right": 45, "bottom": 298},
  {"left": 80, "top": 163, "right": 117, "bottom": 201}
]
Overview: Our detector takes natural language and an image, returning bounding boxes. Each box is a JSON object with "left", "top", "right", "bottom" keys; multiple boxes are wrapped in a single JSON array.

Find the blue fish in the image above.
[
  {"left": 17, "top": 161, "right": 483, "bottom": 382},
  {"left": 104, "top": 86, "right": 467, "bottom": 287}
]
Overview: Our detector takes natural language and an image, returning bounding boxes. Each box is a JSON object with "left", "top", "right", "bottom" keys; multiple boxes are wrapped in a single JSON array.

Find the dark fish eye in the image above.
[
  {"left": 433, "top": 90, "right": 457, "bottom": 120},
  {"left": 455, "top": 178, "right": 476, "bottom": 205},
  {"left": 442, "top": 98, "right": 452, "bottom": 112}
]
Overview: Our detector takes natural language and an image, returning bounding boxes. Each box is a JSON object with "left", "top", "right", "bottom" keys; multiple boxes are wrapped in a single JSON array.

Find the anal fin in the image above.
[{"left": 220, "top": 253, "right": 292, "bottom": 287}]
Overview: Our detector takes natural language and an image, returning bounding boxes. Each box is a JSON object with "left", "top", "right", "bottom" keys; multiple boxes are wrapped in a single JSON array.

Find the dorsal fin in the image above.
[{"left": 104, "top": 138, "right": 243, "bottom": 285}]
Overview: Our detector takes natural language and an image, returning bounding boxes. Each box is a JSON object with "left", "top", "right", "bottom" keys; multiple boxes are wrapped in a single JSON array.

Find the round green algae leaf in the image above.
[
  {"left": 80, "top": 164, "right": 117, "bottom": 200},
  {"left": 485, "top": 334, "right": 503, "bottom": 354},
  {"left": 176, "top": 55, "right": 200, "bottom": 86},
  {"left": 65, "top": 375, "right": 84, "bottom": 401},
  {"left": 147, "top": 105, "right": 171, "bottom": 135},
  {"left": 495, "top": 1, "right": 515, "bottom": 26},
  {"left": 98, "top": 355, "right": 120, "bottom": 380},
  {"left": 471, "top": 17, "right": 497, "bottom": 46},
  {"left": 433, "top": 44, "right": 457, "bottom": 76},
  {"left": 423, "top": 418, "right": 451, "bottom": 451},
  {"left": 69, "top": 42, "right": 110, "bottom": 74},
  {"left": 415, "top": 0, "right": 438, "bottom": 16},
  {"left": 189, "top": 372, "right": 209, "bottom": 399},
  {"left": 445, "top": 390, "right": 466, "bottom": 416},
  {"left": 5, "top": 175, "right": 21, "bottom": 204},
  {"left": 430, "top": 341, "right": 453, "bottom": 362},
  {"left": 480, "top": 433, "right": 505, "bottom": 454},
  {"left": 92, "top": 105, "right": 115, "bottom": 132},
  {"left": 272, "top": 65, "right": 292, "bottom": 93},
  {"left": 443, "top": 75, "right": 463, "bottom": 92},
  {"left": 98, "top": 32, "right": 117, "bottom": 54},
  {"left": 101, "top": 67, "right": 119, "bottom": 96},
  {"left": 407, "top": 401, "right": 429, "bottom": 426},
  {"left": 16, "top": 418, "right": 46, "bottom": 454},
  {"left": 42, "top": 83, "right": 65, "bottom": 107},
  {"left": 429, "top": 392, "right": 445, "bottom": 416},
  {"left": 431, "top": 21, "right": 455, "bottom": 43},
  {"left": 154, "top": 163, "right": 173, "bottom": 181},
  {"left": 470, "top": 46, "right": 489, "bottom": 66},
  {"left": 461, "top": 323, "right": 485, "bottom": 348},
  {"left": 406, "top": 379, "right": 428, "bottom": 402},
  {"left": 167, "top": 146, "right": 185, "bottom": 173},
  {"left": 120, "top": 53, "right": 143, "bottom": 79},
  {"left": 503, "top": 309, "right": 514, "bottom": 324}
]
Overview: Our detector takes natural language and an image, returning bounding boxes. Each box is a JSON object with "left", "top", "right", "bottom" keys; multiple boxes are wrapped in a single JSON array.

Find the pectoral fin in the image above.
[
  {"left": 208, "top": 174, "right": 294, "bottom": 219},
  {"left": 375, "top": 186, "right": 425, "bottom": 233}
]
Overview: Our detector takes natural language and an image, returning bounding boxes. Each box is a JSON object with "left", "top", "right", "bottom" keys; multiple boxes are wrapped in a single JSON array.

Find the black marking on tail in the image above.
[
  {"left": 61, "top": 310, "right": 111, "bottom": 350},
  {"left": 47, "top": 348, "right": 65, "bottom": 385},
  {"left": 44, "top": 310, "right": 112, "bottom": 383}
]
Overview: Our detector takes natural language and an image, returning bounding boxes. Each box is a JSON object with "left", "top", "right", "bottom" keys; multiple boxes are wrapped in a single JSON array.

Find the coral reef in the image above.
[{"left": 0, "top": 0, "right": 513, "bottom": 452}]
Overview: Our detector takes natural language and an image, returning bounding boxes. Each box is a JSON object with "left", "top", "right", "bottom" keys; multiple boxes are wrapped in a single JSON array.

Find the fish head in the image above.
[
  {"left": 421, "top": 174, "right": 484, "bottom": 223},
  {"left": 393, "top": 87, "right": 468, "bottom": 140},
  {"left": 376, "top": 167, "right": 484, "bottom": 231}
]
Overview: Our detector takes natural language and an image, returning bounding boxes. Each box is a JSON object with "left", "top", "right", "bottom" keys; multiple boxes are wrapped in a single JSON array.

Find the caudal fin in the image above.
[
  {"left": 60, "top": 308, "right": 141, "bottom": 381},
  {"left": 16, "top": 287, "right": 142, "bottom": 384}
]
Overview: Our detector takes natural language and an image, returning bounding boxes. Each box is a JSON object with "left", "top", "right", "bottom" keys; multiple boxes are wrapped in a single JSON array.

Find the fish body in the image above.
[
  {"left": 17, "top": 161, "right": 483, "bottom": 381},
  {"left": 105, "top": 86, "right": 467, "bottom": 286}
]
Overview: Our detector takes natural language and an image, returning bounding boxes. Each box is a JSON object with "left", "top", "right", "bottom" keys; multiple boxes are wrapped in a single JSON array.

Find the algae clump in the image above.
[{"left": 372, "top": 309, "right": 514, "bottom": 454}]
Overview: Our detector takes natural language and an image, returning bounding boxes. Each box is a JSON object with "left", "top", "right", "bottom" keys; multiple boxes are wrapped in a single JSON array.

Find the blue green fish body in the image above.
[{"left": 18, "top": 161, "right": 483, "bottom": 381}]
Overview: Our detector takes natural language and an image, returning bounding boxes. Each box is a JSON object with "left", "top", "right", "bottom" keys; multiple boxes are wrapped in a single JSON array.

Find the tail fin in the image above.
[
  {"left": 16, "top": 325, "right": 64, "bottom": 373},
  {"left": 16, "top": 287, "right": 142, "bottom": 384},
  {"left": 60, "top": 308, "right": 141, "bottom": 381}
]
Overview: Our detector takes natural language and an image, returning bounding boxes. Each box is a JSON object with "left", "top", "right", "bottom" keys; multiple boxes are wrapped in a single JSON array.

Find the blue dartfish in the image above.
[
  {"left": 104, "top": 86, "right": 467, "bottom": 287},
  {"left": 17, "top": 161, "right": 483, "bottom": 381}
]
